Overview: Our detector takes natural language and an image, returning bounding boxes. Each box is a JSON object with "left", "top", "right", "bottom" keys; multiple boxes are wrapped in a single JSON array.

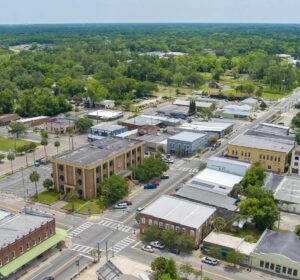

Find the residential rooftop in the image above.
[
  {"left": 168, "top": 131, "right": 207, "bottom": 142},
  {"left": 0, "top": 208, "right": 54, "bottom": 249},
  {"left": 176, "top": 185, "right": 237, "bottom": 211},
  {"left": 54, "top": 137, "right": 142, "bottom": 166},
  {"left": 229, "top": 134, "right": 294, "bottom": 153},
  {"left": 88, "top": 110, "right": 123, "bottom": 118},
  {"left": 254, "top": 229, "right": 300, "bottom": 262},
  {"left": 140, "top": 195, "right": 216, "bottom": 229}
]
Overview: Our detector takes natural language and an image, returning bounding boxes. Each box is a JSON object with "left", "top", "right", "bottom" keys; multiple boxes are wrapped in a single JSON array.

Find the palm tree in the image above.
[
  {"left": 7, "top": 122, "right": 27, "bottom": 151},
  {"left": 7, "top": 151, "right": 15, "bottom": 174},
  {"left": 54, "top": 140, "right": 60, "bottom": 154},
  {"left": 41, "top": 138, "right": 48, "bottom": 158},
  {"left": 30, "top": 170, "right": 40, "bottom": 198},
  {"left": 66, "top": 127, "right": 75, "bottom": 150}
]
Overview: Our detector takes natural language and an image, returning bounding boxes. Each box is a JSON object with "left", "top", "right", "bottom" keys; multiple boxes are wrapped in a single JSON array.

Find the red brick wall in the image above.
[{"left": 0, "top": 219, "right": 55, "bottom": 267}]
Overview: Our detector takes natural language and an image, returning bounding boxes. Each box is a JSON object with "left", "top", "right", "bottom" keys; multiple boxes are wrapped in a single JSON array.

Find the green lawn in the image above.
[
  {"left": 262, "top": 91, "right": 285, "bottom": 100},
  {"left": 154, "top": 84, "right": 197, "bottom": 97},
  {"left": 0, "top": 136, "right": 34, "bottom": 151},
  {"left": 62, "top": 198, "right": 104, "bottom": 214},
  {"left": 32, "top": 190, "right": 60, "bottom": 205}
]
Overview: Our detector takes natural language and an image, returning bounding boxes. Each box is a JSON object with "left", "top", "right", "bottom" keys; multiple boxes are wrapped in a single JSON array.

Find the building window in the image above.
[
  {"left": 266, "top": 155, "right": 269, "bottom": 160},
  {"left": 263, "top": 155, "right": 265, "bottom": 160},
  {"left": 148, "top": 219, "right": 153, "bottom": 225},
  {"left": 33, "top": 240, "right": 36, "bottom": 246},
  {"left": 278, "top": 157, "right": 281, "bottom": 162},
  {"left": 295, "top": 162, "right": 299, "bottom": 167},
  {"left": 59, "top": 175, "right": 64, "bottom": 181},
  {"left": 11, "top": 251, "right": 15, "bottom": 259},
  {"left": 275, "top": 265, "right": 281, "bottom": 273},
  {"left": 259, "top": 154, "right": 262, "bottom": 159},
  {"left": 241, "top": 151, "right": 244, "bottom": 156},
  {"left": 77, "top": 179, "right": 82, "bottom": 185},
  {"left": 165, "top": 224, "right": 170, "bottom": 229},
  {"left": 274, "top": 156, "right": 277, "bottom": 161},
  {"left": 96, "top": 167, "right": 100, "bottom": 173},
  {"left": 268, "top": 165, "right": 272, "bottom": 170},
  {"left": 265, "top": 262, "right": 269, "bottom": 269},
  {"left": 190, "top": 230, "right": 195, "bottom": 237},
  {"left": 154, "top": 220, "right": 158, "bottom": 226},
  {"left": 170, "top": 224, "right": 174, "bottom": 230},
  {"left": 248, "top": 152, "right": 250, "bottom": 157},
  {"left": 96, "top": 177, "right": 100, "bottom": 184},
  {"left": 295, "top": 156, "right": 299, "bottom": 161},
  {"left": 20, "top": 246, "right": 23, "bottom": 253},
  {"left": 141, "top": 218, "right": 146, "bottom": 224},
  {"left": 5, "top": 256, "right": 8, "bottom": 263},
  {"left": 26, "top": 243, "right": 29, "bottom": 250},
  {"left": 76, "top": 168, "right": 82, "bottom": 175},
  {"left": 293, "top": 270, "right": 298, "bottom": 276},
  {"left": 38, "top": 237, "right": 41, "bottom": 243},
  {"left": 175, "top": 226, "right": 180, "bottom": 233},
  {"left": 59, "top": 165, "right": 64, "bottom": 171},
  {"left": 288, "top": 268, "right": 292, "bottom": 275},
  {"left": 282, "top": 267, "right": 287, "bottom": 274},
  {"left": 182, "top": 227, "right": 186, "bottom": 233},
  {"left": 270, "top": 156, "right": 273, "bottom": 161},
  {"left": 270, "top": 263, "right": 275, "bottom": 270},
  {"left": 159, "top": 222, "right": 163, "bottom": 228},
  {"left": 260, "top": 261, "right": 264, "bottom": 268}
]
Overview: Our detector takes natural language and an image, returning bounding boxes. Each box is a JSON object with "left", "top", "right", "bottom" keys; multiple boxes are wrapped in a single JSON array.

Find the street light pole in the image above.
[
  {"left": 105, "top": 241, "right": 108, "bottom": 261},
  {"left": 112, "top": 241, "right": 114, "bottom": 257},
  {"left": 97, "top": 242, "right": 100, "bottom": 262}
]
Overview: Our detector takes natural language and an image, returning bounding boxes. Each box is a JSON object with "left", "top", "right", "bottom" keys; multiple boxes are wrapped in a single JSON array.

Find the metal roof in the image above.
[
  {"left": 0, "top": 208, "right": 54, "bottom": 249},
  {"left": 229, "top": 134, "right": 294, "bottom": 153},
  {"left": 173, "top": 99, "right": 213, "bottom": 108},
  {"left": 140, "top": 195, "right": 216, "bottom": 229},
  {"left": 179, "top": 121, "right": 233, "bottom": 133},
  {"left": 208, "top": 156, "right": 251, "bottom": 168},
  {"left": 186, "top": 168, "right": 243, "bottom": 195},
  {"left": 254, "top": 229, "right": 300, "bottom": 262},
  {"left": 274, "top": 177, "right": 300, "bottom": 204},
  {"left": 91, "top": 123, "right": 126, "bottom": 132},
  {"left": 169, "top": 131, "right": 207, "bottom": 142},
  {"left": 88, "top": 110, "right": 123, "bottom": 118},
  {"left": 123, "top": 116, "right": 161, "bottom": 126},
  {"left": 176, "top": 185, "right": 237, "bottom": 211},
  {"left": 137, "top": 133, "right": 169, "bottom": 144}
]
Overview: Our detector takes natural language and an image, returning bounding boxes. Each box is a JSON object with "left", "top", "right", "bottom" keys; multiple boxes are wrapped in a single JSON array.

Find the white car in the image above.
[
  {"left": 142, "top": 245, "right": 154, "bottom": 253},
  {"left": 150, "top": 241, "right": 165, "bottom": 249},
  {"left": 113, "top": 203, "right": 127, "bottom": 209},
  {"left": 202, "top": 257, "right": 219, "bottom": 266},
  {"left": 136, "top": 207, "right": 144, "bottom": 212}
]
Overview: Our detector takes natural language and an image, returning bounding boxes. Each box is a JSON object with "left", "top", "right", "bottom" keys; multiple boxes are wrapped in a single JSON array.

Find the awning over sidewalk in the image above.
[{"left": 0, "top": 228, "right": 67, "bottom": 277}]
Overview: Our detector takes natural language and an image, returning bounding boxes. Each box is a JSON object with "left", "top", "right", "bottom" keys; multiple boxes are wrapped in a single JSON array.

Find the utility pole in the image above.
[
  {"left": 105, "top": 241, "right": 108, "bottom": 261},
  {"left": 76, "top": 259, "right": 80, "bottom": 274},
  {"left": 200, "top": 264, "right": 203, "bottom": 280},
  {"left": 112, "top": 241, "right": 114, "bottom": 257},
  {"left": 97, "top": 242, "right": 100, "bottom": 262}
]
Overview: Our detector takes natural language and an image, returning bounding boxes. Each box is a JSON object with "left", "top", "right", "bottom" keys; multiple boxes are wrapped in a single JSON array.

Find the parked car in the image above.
[
  {"left": 121, "top": 199, "right": 132, "bottom": 206},
  {"left": 150, "top": 241, "right": 165, "bottom": 249},
  {"left": 160, "top": 174, "right": 170, "bottom": 179},
  {"left": 144, "top": 183, "right": 157, "bottom": 189},
  {"left": 150, "top": 178, "right": 161, "bottom": 185},
  {"left": 137, "top": 207, "right": 144, "bottom": 212},
  {"left": 168, "top": 247, "right": 180, "bottom": 255},
  {"left": 43, "top": 277, "right": 54, "bottom": 280},
  {"left": 113, "top": 203, "right": 127, "bottom": 209},
  {"left": 202, "top": 257, "right": 219, "bottom": 266},
  {"left": 165, "top": 159, "right": 174, "bottom": 164},
  {"left": 142, "top": 245, "right": 154, "bottom": 253}
]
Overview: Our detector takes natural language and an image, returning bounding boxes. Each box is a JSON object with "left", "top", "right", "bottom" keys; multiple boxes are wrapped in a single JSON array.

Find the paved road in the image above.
[{"left": 9, "top": 89, "right": 300, "bottom": 280}]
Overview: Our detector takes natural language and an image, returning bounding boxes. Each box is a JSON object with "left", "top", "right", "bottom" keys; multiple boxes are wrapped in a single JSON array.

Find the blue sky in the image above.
[{"left": 0, "top": 0, "right": 299, "bottom": 24}]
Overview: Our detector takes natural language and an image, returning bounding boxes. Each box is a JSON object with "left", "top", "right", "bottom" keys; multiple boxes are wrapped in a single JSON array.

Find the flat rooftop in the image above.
[
  {"left": 174, "top": 99, "right": 213, "bottom": 108},
  {"left": 176, "top": 185, "right": 237, "bottom": 211},
  {"left": 179, "top": 121, "right": 233, "bottom": 133},
  {"left": 0, "top": 208, "right": 53, "bottom": 249},
  {"left": 137, "top": 133, "right": 169, "bottom": 144},
  {"left": 88, "top": 110, "right": 123, "bottom": 118},
  {"left": 123, "top": 116, "right": 161, "bottom": 126},
  {"left": 186, "top": 168, "right": 243, "bottom": 195},
  {"left": 140, "top": 195, "right": 216, "bottom": 229},
  {"left": 208, "top": 156, "right": 251, "bottom": 168},
  {"left": 157, "top": 104, "right": 189, "bottom": 114},
  {"left": 274, "top": 177, "right": 300, "bottom": 204},
  {"left": 54, "top": 137, "right": 142, "bottom": 166},
  {"left": 229, "top": 134, "right": 294, "bottom": 153},
  {"left": 169, "top": 131, "right": 207, "bottom": 142},
  {"left": 204, "top": 232, "right": 256, "bottom": 256},
  {"left": 91, "top": 123, "right": 126, "bottom": 132}
]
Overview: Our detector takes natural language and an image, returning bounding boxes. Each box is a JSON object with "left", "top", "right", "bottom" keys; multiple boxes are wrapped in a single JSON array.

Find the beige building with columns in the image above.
[{"left": 52, "top": 137, "right": 144, "bottom": 199}]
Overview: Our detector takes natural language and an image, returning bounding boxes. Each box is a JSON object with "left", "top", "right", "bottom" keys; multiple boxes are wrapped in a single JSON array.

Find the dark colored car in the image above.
[
  {"left": 168, "top": 247, "right": 180, "bottom": 255},
  {"left": 144, "top": 183, "right": 157, "bottom": 189},
  {"left": 43, "top": 277, "right": 54, "bottom": 280},
  {"left": 160, "top": 174, "right": 170, "bottom": 179}
]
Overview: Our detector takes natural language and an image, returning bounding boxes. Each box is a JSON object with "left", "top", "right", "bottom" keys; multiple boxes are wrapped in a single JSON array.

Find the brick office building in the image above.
[
  {"left": 52, "top": 137, "right": 145, "bottom": 199},
  {"left": 139, "top": 195, "right": 216, "bottom": 246},
  {"left": 0, "top": 207, "right": 55, "bottom": 269}
]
